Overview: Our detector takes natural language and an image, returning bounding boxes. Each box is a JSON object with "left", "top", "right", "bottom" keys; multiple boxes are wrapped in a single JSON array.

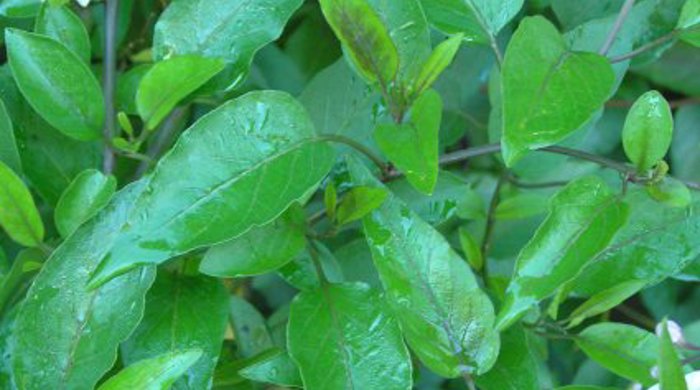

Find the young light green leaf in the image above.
[
  {"left": 121, "top": 270, "right": 229, "bottom": 389},
  {"left": 89, "top": 91, "right": 335, "bottom": 287},
  {"left": 239, "top": 349, "right": 302, "bottom": 388},
  {"left": 199, "top": 206, "right": 307, "bottom": 278},
  {"left": 566, "top": 280, "right": 646, "bottom": 328},
  {"left": 98, "top": 350, "right": 203, "bottom": 390},
  {"left": 475, "top": 326, "right": 540, "bottom": 390},
  {"left": 412, "top": 34, "right": 463, "bottom": 97},
  {"left": 375, "top": 90, "right": 442, "bottom": 194},
  {"left": 0, "top": 99, "right": 21, "bottom": 174},
  {"left": 336, "top": 186, "right": 388, "bottom": 225},
  {"left": 35, "top": 3, "right": 91, "bottom": 63},
  {"left": 501, "top": 16, "right": 614, "bottom": 166},
  {"left": 0, "top": 0, "right": 41, "bottom": 17},
  {"left": 153, "top": 0, "right": 303, "bottom": 89},
  {"left": 348, "top": 157, "right": 500, "bottom": 377},
  {"left": 420, "top": 0, "right": 523, "bottom": 45},
  {"left": 137, "top": 55, "right": 224, "bottom": 129},
  {"left": 5, "top": 29, "right": 105, "bottom": 141},
  {"left": 54, "top": 169, "right": 116, "bottom": 238},
  {"left": 496, "top": 176, "right": 628, "bottom": 330},
  {"left": 646, "top": 177, "right": 692, "bottom": 208},
  {"left": 12, "top": 182, "right": 156, "bottom": 389},
  {"left": 658, "top": 319, "right": 688, "bottom": 390},
  {"left": 622, "top": 90, "right": 673, "bottom": 172},
  {"left": 0, "top": 160, "right": 43, "bottom": 247},
  {"left": 458, "top": 227, "right": 483, "bottom": 271},
  {"left": 288, "top": 283, "right": 412, "bottom": 390},
  {"left": 576, "top": 323, "right": 658, "bottom": 385},
  {"left": 318, "top": 0, "right": 399, "bottom": 85},
  {"left": 678, "top": 0, "right": 700, "bottom": 46}
]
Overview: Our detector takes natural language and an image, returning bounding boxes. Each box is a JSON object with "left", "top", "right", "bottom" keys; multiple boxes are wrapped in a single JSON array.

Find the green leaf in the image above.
[
  {"left": 566, "top": 280, "right": 646, "bottom": 328},
  {"left": 200, "top": 206, "right": 306, "bottom": 278},
  {"left": 672, "top": 106, "right": 700, "bottom": 182},
  {"left": 576, "top": 322, "right": 658, "bottom": 385},
  {"left": 278, "top": 244, "right": 344, "bottom": 291},
  {"left": 324, "top": 182, "right": 338, "bottom": 221},
  {"left": 0, "top": 99, "right": 21, "bottom": 175},
  {"left": 89, "top": 91, "right": 335, "bottom": 287},
  {"left": 573, "top": 189, "right": 700, "bottom": 295},
  {"left": 646, "top": 177, "right": 692, "bottom": 208},
  {"left": 475, "top": 326, "right": 540, "bottom": 390},
  {"left": 494, "top": 193, "right": 548, "bottom": 220},
  {"left": 98, "top": 350, "right": 203, "bottom": 390},
  {"left": 678, "top": 0, "right": 700, "bottom": 46},
  {"left": 412, "top": 34, "right": 463, "bottom": 97},
  {"left": 348, "top": 157, "right": 500, "bottom": 377},
  {"left": 12, "top": 181, "right": 156, "bottom": 389},
  {"left": 0, "top": 160, "right": 43, "bottom": 247},
  {"left": 458, "top": 227, "right": 483, "bottom": 271},
  {"left": 121, "top": 270, "right": 229, "bottom": 389},
  {"left": 153, "top": 0, "right": 303, "bottom": 89},
  {"left": 54, "top": 169, "right": 116, "bottom": 238},
  {"left": 336, "top": 186, "right": 388, "bottom": 225},
  {"left": 287, "top": 282, "right": 412, "bottom": 389},
  {"left": 622, "top": 90, "right": 673, "bottom": 172},
  {"left": 658, "top": 319, "right": 688, "bottom": 390},
  {"left": 0, "top": 248, "right": 45, "bottom": 313},
  {"left": 318, "top": 0, "right": 399, "bottom": 85},
  {"left": 229, "top": 295, "right": 275, "bottom": 358},
  {"left": 496, "top": 176, "right": 628, "bottom": 330},
  {"left": 5, "top": 28, "right": 105, "bottom": 141},
  {"left": 239, "top": 349, "right": 303, "bottom": 388},
  {"left": 136, "top": 55, "right": 224, "bottom": 130},
  {"left": 419, "top": 0, "right": 523, "bottom": 44},
  {"left": 0, "top": 0, "right": 41, "bottom": 17},
  {"left": 117, "top": 64, "right": 152, "bottom": 115},
  {"left": 375, "top": 90, "right": 442, "bottom": 194},
  {"left": 35, "top": 3, "right": 91, "bottom": 63},
  {"left": 501, "top": 16, "right": 615, "bottom": 166}
]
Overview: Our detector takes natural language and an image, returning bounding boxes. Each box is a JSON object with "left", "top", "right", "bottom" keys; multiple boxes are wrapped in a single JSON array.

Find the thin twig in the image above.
[
  {"left": 609, "top": 30, "right": 679, "bottom": 63},
  {"left": 607, "top": 97, "right": 700, "bottom": 109},
  {"left": 599, "top": 0, "right": 635, "bottom": 56},
  {"left": 506, "top": 174, "right": 569, "bottom": 189},
  {"left": 102, "top": 0, "right": 119, "bottom": 174},
  {"left": 318, "top": 134, "right": 389, "bottom": 175},
  {"left": 480, "top": 173, "right": 506, "bottom": 283}
]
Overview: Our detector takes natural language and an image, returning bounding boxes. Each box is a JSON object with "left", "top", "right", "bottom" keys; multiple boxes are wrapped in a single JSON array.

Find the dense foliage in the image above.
[{"left": 1, "top": 0, "right": 700, "bottom": 388}]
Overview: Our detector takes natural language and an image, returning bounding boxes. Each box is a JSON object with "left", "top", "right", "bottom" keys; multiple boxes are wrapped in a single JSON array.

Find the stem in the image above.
[
  {"left": 308, "top": 241, "right": 329, "bottom": 286},
  {"left": 462, "top": 372, "right": 478, "bottom": 390},
  {"left": 609, "top": 30, "right": 678, "bottom": 63},
  {"left": 599, "top": 0, "right": 635, "bottom": 55},
  {"left": 318, "top": 134, "right": 388, "bottom": 174},
  {"left": 506, "top": 174, "right": 569, "bottom": 189},
  {"left": 481, "top": 174, "right": 505, "bottom": 280},
  {"left": 616, "top": 304, "right": 656, "bottom": 330},
  {"left": 607, "top": 97, "right": 700, "bottom": 109},
  {"left": 102, "top": 0, "right": 119, "bottom": 174}
]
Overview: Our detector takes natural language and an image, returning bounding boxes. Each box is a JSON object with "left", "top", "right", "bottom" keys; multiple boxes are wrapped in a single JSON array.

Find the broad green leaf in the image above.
[
  {"left": 458, "top": 228, "right": 483, "bottom": 272},
  {"left": 336, "top": 186, "right": 388, "bottom": 225},
  {"left": 0, "top": 248, "right": 45, "bottom": 313},
  {"left": 121, "top": 270, "right": 229, "bottom": 389},
  {"left": 12, "top": 181, "right": 156, "bottom": 389},
  {"left": 288, "top": 282, "right": 412, "bottom": 390},
  {"left": 412, "top": 34, "right": 463, "bottom": 97},
  {"left": 117, "top": 64, "right": 152, "bottom": 115},
  {"left": 0, "top": 99, "right": 21, "bottom": 174},
  {"left": 239, "top": 349, "right": 302, "bottom": 388},
  {"left": 646, "top": 177, "right": 692, "bottom": 208},
  {"left": 678, "top": 0, "right": 700, "bottom": 46},
  {"left": 348, "top": 157, "right": 500, "bottom": 377},
  {"left": 5, "top": 29, "right": 104, "bottom": 141},
  {"left": 419, "top": 0, "right": 523, "bottom": 44},
  {"left": 494, "top": 193, "right": 548, "bottom": 220},
  {"left": 574, "top": 189, "right": 700, "bottom": 295},
  {"left": 318, "top": 0, "right": 398, "bottom": 85},
  {"left": 54, "top": 169, "right": 116, "bottom": 238},
  {"left": 658, "top": 319, "right": 688, "bottom": 390},
  {"left": 496, "top": 177, "right": 628, "bottom": 330},
  {"left": 501, "top": 16, "right": 614, "bottom": 166},
  {"left": 0, "top": 0, "right": 40, "bottom": 17},
  {"left": 672, "top": 106, "right": 700, "bottom": 181},
  {"left": 635, "top": 43, "right": 700, "bottom": 96},
  {"left": 35, "top": 3, "right": 91, "bottom": 62},
  {"left": 552, "top": 0, "right": 625, "bottom": 30},
  {"left": 622, "top": 90, "right": 673, "bottom": 172},
  {"left": 153, "top": 0, "right": 303, "bottom": 89},
  {"left": 90, "top": 91, "right": 335, "bottom": 287},
  {"left": 0, "top": 160, "right": 43, "bottom": 247},
  {"left": 576, "top": 323, "right": 658, "bottom": 385},
  {"left": 567, "top": 280, "right": 646, "bottom": 328},
  {"left": 475, "top": 326, "right": 540, "bottom": 390},
  {"left": 136, "top": 55, "right": 224, "bottom": 130},
  {"left": 229, "top": 296, "right": 275, "bottom": 358},
  {"left": 375, "top": 90, "right": 442, "bottom": 194},
  {"left": 279, "top": 244, "right": 345, "bottom": 291},
  {"left": 98, "top": 350, "right": 203, "bottom": 390},
  {"left": 200, "top": 206, "right": 306, "bottom": 278}
]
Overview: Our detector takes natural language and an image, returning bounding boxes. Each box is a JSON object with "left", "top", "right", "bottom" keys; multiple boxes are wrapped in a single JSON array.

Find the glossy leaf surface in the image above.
[
  {"left": 658, "top": 319, "right": 688, "bottom": 390},
  {"left": 98, "top": 350, "right": 203, "bottom": 390},
  {"left": 35, "top": 3, "right": 91, "bottom": 62},
  {"left": 336, "top": 186, "right": 388, "bottom": 225},
  {"left": 0, "top": 99, "right": 21, "bottom": 174},
  {"left": 54, "top": 169, "right": 116, "bottom": 238},
  {"left": 622, "top": 90, "right": 673, "bottom": 172},
  {"left": 0, "top": 160, "right": 43, "bottom": 247}
]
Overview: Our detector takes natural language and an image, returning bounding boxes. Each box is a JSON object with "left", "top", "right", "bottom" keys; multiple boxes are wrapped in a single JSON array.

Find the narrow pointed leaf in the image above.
[
  {"left": 658, "top": 319, "right": 688, "bottom": 390},
  {"left": 90, "top": 91, "right": 335, "bottom": 287},
  {"left": 137, "top": 55, "right": 225, "bottom": 129},
  {"left": 35, "top": 3, "right": 91, "bottom": 62},
  {"left": 348, "top": 157, "right": 500, "bottom": 377},
  {"left": 475, "top": 326, "right": 540, "bottom": 390},
  {"left": 622, "top": 90, "right": 673, "bottom": 172},
  {"left": 567, "top": 280, "right": 646, "bottom": 328},
  {"left": 501, "top": 16, "right": 614, "bottom": 165},
  {"left": 336, "top": 186, "right": 388, "bottom": 225},
  {"left": 413, "top": 34, "right": 464, "bottom": 97},
  {"left": 239, "top": 349, "right": 302, "bottom": 388},
  {"left": 0, "top": 160, "right": 43, "bottom": 247},
  {"left": 5, "top": 29, "right": 104, "bottom": 141},
  {"left": 12, "top": 182, "right": 156, "bottom": 389},
  {"left": 54, "top": 169, "right": 116, "bottom": 238},
  {"left": 121, "top": 271, "right": 229, "bottom": 389},
  {"left": 0, "top": 99, "right": 21, "bottom": 174},
  {"left": 497, "top": 176, "right": 628, "bottom": 330},
  {"left": 288, "top": 282, "right": 412, "bottom": 390},
  {"left": 98, "top": 350, "right": 203, "bottom": 390}
]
